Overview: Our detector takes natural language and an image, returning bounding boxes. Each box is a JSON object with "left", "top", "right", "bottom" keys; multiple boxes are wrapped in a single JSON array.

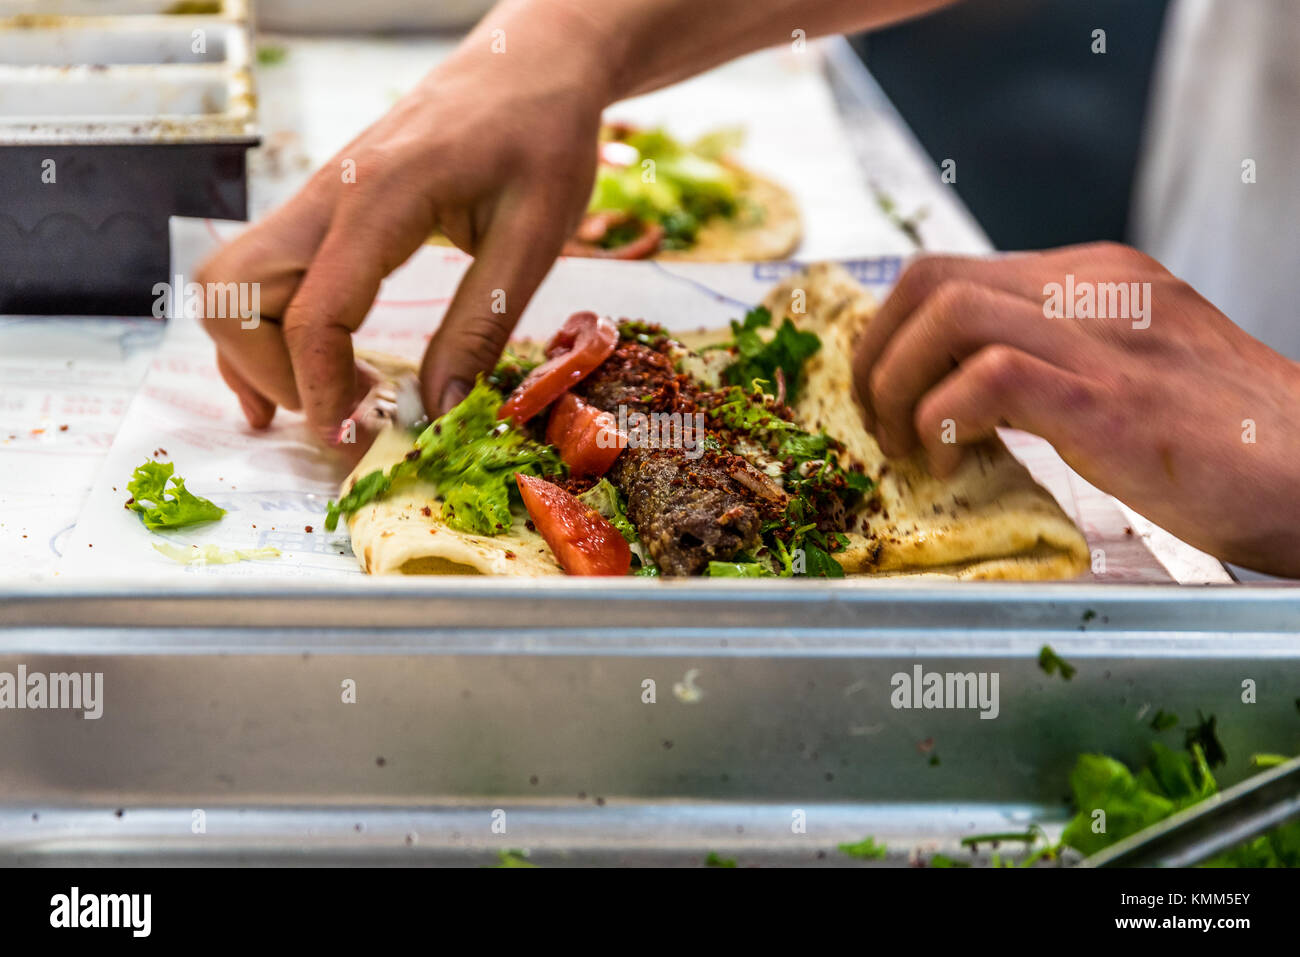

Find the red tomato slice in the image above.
[
  {"left": 546, "top": 392, "right": 626, "bottom": 477},
  {"left": 515, "top": 473, "right": 632, "bottom": 576},
  {"left": 561, "top": 222, "right": 665, "bottom": 260},
  {"left": 498, "top": 311, "right": 618, "bottom": 424}
]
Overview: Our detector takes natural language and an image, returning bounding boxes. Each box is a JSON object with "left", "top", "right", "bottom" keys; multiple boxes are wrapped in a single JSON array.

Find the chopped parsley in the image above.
[
  {"left": 1037, "top": 645, "right": 1077, "bottom": 681},
  {"left": 720, "top": 306, "right": 821, "bottom": 403}
]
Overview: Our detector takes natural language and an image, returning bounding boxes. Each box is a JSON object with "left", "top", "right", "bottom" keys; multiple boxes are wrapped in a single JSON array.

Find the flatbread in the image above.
[{"left": 761, "top": 263, "right": 1090, "bottom": 580}]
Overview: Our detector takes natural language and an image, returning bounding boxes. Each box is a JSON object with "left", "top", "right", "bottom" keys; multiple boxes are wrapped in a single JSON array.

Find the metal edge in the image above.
[
  {"left": 1, "top": 579, "right": 1297, "bottom": 633},
  {"left": 0, "top": 11, "right": 258, "bottom": 145}
]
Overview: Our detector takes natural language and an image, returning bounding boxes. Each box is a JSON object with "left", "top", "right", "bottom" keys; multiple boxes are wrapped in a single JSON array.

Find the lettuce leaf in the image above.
[
  {"left": 126, "top": 461, "right": 226, "bottom": 530},
  {"left": 325, "top": 379, "right": 563, "bottom": 536},
  {"left": 706, "top": 561, "right": 772, "bottom": 577},
  {"left": 577, "top": 478, "right": 637, "bottom": 544}
]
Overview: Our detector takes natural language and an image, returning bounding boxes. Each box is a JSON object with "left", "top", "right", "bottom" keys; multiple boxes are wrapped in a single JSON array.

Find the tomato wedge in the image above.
[
  {"left": 498, "top": 311, "right": 618, "bottom": 424},
  {"left": 546, "top": 392, "right": 626, "bottom": 477},
  {"left": 515, "top": 473, "right": 631, "bottom": 576},
  {"left": 562, "top": 222, "right": 665, "bottom": 260}
]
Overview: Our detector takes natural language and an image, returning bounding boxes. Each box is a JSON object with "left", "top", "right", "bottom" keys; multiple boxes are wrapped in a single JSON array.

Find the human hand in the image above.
[
  {"left": 853, "top": 242, "right": 1300, "bottom": 575},
  {"left": 197, "top": 5, "right": 611, "bottom": 440}
]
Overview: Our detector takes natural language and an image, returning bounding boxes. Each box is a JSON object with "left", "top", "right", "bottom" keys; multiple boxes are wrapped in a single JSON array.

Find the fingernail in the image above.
[{"left": 439, "top": 379, "right": 470, "bottom": 415}]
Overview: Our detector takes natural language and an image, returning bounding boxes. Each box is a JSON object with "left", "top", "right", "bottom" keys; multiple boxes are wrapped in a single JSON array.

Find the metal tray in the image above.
[
  {"left": 0, "top": 580, "right": 1295, "bottom": 865},
  {"left": 0, "top": 2, "right": 258, "bottom": 315}
]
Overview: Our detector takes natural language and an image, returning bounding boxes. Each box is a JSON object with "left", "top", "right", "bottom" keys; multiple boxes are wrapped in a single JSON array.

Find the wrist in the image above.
[{"left": 452, "top": 0, "right": 629, "bottom": 109}]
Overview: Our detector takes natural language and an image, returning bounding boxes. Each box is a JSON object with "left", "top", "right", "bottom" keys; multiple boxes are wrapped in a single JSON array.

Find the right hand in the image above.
[
  {"left": 197, "top": 9, "right": 611, "bottom": 441},
  {"left": 851, "top": 243, "right": 1300, "bottom": 576}
]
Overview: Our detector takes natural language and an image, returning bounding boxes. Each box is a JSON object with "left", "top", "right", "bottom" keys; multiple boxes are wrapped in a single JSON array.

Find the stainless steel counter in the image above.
[{"left": 2, "top": 581, "right": 1295, "bottom": 865}]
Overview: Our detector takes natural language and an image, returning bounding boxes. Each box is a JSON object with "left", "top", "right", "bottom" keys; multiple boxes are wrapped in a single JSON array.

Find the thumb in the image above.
[{"left": 421, "top": 195, "right": 566, "bottom": 415}]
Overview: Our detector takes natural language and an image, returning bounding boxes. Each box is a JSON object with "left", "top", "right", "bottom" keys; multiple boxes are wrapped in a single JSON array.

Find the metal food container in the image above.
[
  {"left": 1, "top": 580, "right": 1295, "bottom": 866},
  {"left": 0, "top": 1, "right": 258, "bottom": 315}
]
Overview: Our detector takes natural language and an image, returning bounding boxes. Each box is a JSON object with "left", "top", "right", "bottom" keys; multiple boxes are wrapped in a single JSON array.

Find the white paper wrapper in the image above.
[
  {"left": 53, "top": 216, "right": 1222, "bottom": 583},
  {"left": 0, "top": 317, "right": 162, "bottom": 582}
]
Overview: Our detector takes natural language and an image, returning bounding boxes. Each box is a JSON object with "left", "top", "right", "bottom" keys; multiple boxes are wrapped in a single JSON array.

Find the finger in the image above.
[
  {"left": 278, "top": 188, "right": 429, "bottom": 443},
  {"left": 202, "top": 315, "right": 301, "bottom": 413},
  {"left": 852, "top": 243, "right": 1158, "bottom": 423},
  {"left": 216, "top": 352, "right": 276, "bottom": 428},
  {"left": 912, "top": 345, "right": 1098, "bottom": 477},
  {"left": 854, "top": 254, "right": 1038, "bottom": 417},
  {"left": 868, "top": 282, "right": 1088, "bottom": 457},
  {"left": 421, "top": 192, "right": 568, "bottom": 416}
]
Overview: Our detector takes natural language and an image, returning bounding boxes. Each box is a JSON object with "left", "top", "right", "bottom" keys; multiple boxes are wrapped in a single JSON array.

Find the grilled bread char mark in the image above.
[{"left": 576, "top": 340, "right": 769, "bottom": 577}]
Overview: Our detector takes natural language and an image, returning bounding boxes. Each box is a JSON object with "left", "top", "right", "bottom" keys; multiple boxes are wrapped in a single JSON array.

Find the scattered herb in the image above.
[
  {"left": 1184, "top": 711, "right": 1227, "bottom": 768},
  {"left": 256, "top": 44, "right": 288, "bottom": 66},
  {"left": 1149, "top": 709, "right": 1179, "bottom": 732},
  {"left": 838, "top": 836, "right": 888, "bottom": 860},
  {"left": 1038, "top": 645, "right": 1077, "bottom": 681},
  {"left": 959, "top": 830, "right": 1042, "bottom": 848},
  {"left": 705, "top": 852, "right": 737, "bottom": 868}
]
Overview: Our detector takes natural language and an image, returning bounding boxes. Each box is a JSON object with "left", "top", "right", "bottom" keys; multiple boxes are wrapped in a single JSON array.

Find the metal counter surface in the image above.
[{"left": 1, "top": 581, "right": 1295, "bottom": 865}]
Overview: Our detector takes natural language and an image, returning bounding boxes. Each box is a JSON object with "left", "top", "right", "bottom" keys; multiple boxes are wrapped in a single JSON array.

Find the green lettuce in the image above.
[
  {"left": 1060, "top": 736, "right": 1300, "bottom": 867},
  {"left": 126, "top": 461, "right": 226, "bottom": 530},
  {"left": 324, "top": 380, "right": 563, "bottom": 536},
  {"left": 589, "top": 127, "right": 742, "bottom": 249},
  {"left": 577, "top": 478, "right": 637, "bottom": 544}
]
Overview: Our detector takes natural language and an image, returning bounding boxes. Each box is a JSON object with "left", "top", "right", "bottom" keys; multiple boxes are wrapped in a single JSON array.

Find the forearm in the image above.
[{"left": 461, "top": 0, "right": 956, "bottom": 105}]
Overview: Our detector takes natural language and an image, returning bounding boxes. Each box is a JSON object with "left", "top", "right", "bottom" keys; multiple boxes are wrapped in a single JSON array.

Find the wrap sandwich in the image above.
[{"left": 330, "top": 264, "right": 1089, "bottom": 580}]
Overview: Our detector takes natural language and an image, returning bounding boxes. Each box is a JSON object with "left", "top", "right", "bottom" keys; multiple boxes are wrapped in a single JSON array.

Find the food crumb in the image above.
[
  {"left": 59, "top": 424, "right": 68, "bottom": 432},
  {"left": 304, "top": 525, "right": 313, "bottom": 533}
]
